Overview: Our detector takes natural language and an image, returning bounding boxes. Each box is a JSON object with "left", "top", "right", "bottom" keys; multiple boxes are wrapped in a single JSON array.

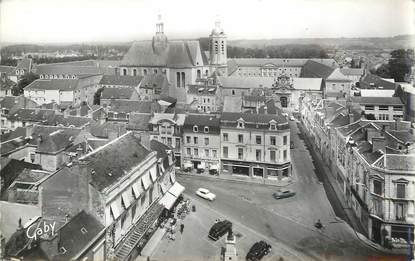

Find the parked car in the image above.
[
  {"left": 208, "top": 220, "right": 232, "bottom": 241},
  {"left": 272, "top": 189, "right": 296, "bottom": 199},
  {"left": 246, "top": 241, "right": 272, "bottom": 261},
  {"left": 196, "top": 188, "right": 216, "bottom": 201}
]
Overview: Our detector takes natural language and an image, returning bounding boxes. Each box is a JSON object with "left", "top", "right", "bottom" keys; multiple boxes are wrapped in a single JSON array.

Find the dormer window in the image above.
[
  {"left": 237, "top": 119, "right": 244, "bottom": 129},
  {"left": 60, "top": 247, "right": 67, "bottom": 254},
  {"left": 204, "top": 126, "right": 209, "bottom": 133},
  {"left": 193, "top": 125, "right": 198, "bottom": 132},
  {"left": 270, "top": 123, "right": 276, "bottom": 130}
]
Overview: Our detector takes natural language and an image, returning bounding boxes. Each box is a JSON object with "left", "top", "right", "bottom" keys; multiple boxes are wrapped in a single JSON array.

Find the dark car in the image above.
[
  {"left": 208, "top": 220, "right": 232, "bottom": 241},
  {"left": 272, "top": 189, "right": 296, "bottom": 199},
  {"left": 246, "top": 241, "right": 272, "bottom": 261}
]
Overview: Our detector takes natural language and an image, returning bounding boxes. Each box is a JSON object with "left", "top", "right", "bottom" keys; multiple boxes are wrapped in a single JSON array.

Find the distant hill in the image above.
[{"left": 228, "top": 35, "right": 415, "bottom": 50}]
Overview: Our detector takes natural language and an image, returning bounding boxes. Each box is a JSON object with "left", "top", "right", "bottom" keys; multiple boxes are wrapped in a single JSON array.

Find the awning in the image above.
[
  {"left": 209, "top": 164, "right": 219, "bottom": 170},
  {"left": 170, "top": 172, "right": 176, "bottom": 184},
  {"left": 141, "top": 173, "right": 151, "bottom": 190},
  {"left": 150, "top": 170, "right": 157, "bottom": 183},
  {"left": 197, "top": 162, "right": 206, "bottom": 169},
  {"left": 110, "top": 200, "right": 121, "bottom": 220},
  {"left": 183, "top": 162, "right": 192, "bottom": 169},
  {"left": 122, "top": 192, "right": 132, "bottom": 209},
  {"left": 159, "top": 192, "right": 177, "bottom": 210},
  {"left": 132, "top": 182, "right": 142, "bottom": 199},
  {"left": 168, "top": 182, "right": 185, "bottom": 198}
]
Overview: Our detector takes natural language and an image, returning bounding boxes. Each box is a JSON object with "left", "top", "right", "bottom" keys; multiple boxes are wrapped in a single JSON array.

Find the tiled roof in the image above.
[
  {"left": 257, "top": 99, "right": 281, "bottom": 115},
  {"left": 16, "top": 58, "right": 32, "bottom": 71},
  {"left": 292, "top": 77, "right": 323, "bottom": 91},
  {"left": 89, "top": 121, "right": 127, "bottom": 138},
  {"left": 359, "top": 74, "right": 397, "bottom": 90},
  {"left": 36, "top": 128, "right": 82, "bottom": 154},
  {"left": 35, "top": 65, "right": 102, "bottom": 76},
  {"left": 326, "top": 68, "right": 351, "bottom": 82},
  {"left": 0, "top": 65, "right": 15, "bottom": 74},
  {"left": 0, "top": 158, "right": 41, "bottom": 187},
  {"left": 0, "top": 137, "right": 30, "bottom": 155},
  {"left": 107, "top": 100, "right": 157, "bottom": 113},
  {"left": 14, "top": 169, "right": 50, "bottom": 184},
  {"left": 25, "top": 79, "right": 79, "bottom": 91},
  {"left": 46, "top": 210, "right": 104, "bottom": 260},
  {"left": 228, "top": 58, "right": 338, "bottom": 68},
  {"left": 187, "top": 85, "right": 217, "bottom": 95},
  {"left": 300, "top": 60, "right": 334, "bottom": 78},
  {"left": 340, "top": 68, "right": 364, "bottom": 76},
  {"left": 0, "top": 127, "right": 26, "bottom": 143},
  {"left": 87, "top": 139, "right": 109, "bottom": 150},
  {"left": 120, "top": 40, "right": 204, "bottom": 67},
  {"left": 352, "top": 96, "right": 403, "bottom": 106},
  {"left": 221, "top": 112, "right": 288, "bottom": 127},
  {"left": 183, "top": 114, "right": 220, "bottom": 133},
  {"left": 217, "top": 76, "right": 274, "bottom": 89},
  {"left": 149, "top": 113, "right": 186, "bottom": 125},
  {"left": 126, "top": 113, "right": 151, "bottom": 131},
  {"left": 7, "top": 108, "right": 57, "bottom": 123},
  {"left": 80, "top": 132, "right": 151, "bottom": 192},
  {"left": 223, "top": 96, "right": 242, "bottom": 112},
  {"left": 101, "top": 87, "right": 138, "bottom": 100},
  {"left": 386, "top": 130, "right": 415, "bottom": 144},
  {"left": 99, "top": 75, "right": 142, "bottom": 86},
  {"left": 377, "top": 154, "right": 415, "bottom": 171},
  {"left": 140, "top": 74, "right": 169, "bottom": 94},
  {"left": 0, "top": 96, "right": 37, "bottom": 112}
]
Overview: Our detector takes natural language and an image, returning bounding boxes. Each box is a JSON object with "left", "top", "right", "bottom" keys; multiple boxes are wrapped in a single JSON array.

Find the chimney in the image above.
[
  {"left": 372, "top": 137, "right": 385, "bottom": 152},
  {"left": 263, "top": 106, "right": 268, "bottom": 115}
]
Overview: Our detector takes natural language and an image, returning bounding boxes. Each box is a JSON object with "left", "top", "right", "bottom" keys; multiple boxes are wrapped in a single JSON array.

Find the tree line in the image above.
[{"left": 374, "top": 49, "right": 414, "bottom": 82}]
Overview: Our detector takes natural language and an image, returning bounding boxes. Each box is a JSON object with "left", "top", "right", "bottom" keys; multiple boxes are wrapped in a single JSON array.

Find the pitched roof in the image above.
[
  {"left": 149, "top": 113, "right": 186, "bottom": 125},
  {"left": 0, "top": 96, "right": 37, "bottom": 113},
  {"left": 0, "top": 127, "right": 26, "bottom": 143},
  {"left": 25, "top": 79, "right": 79, "bottom": 91},
  {"left": 0, "top": 158, "right": 41, "bottom": 189},
  {"left": 0, "top": 65, "right": 15, "bottom": 74},
  {"left": 13, "top": 169, "right": 51, "bottom": 184},
  {"left": 375, "top": 154, "right": 415, "bottom": 171},
  {"left": 217, "top": 76, "right": 275, "bottom": 89},
  {"left": 107, "top": 100, "right": 157, "bottom": 113},
  {"left": 292, "top": 77, "right": 323, "bottom": 91},
  {"left": 80, "top": 132, "right": 151, "bottom": 192},
  {"left": 386, "top": 130, "right": 415, "bottom": 144},
  {"left": 45, "top": 210, "right": 104, "bottom": 260},
  {"left": 326, "top": 68, "right": 351, "bottom": 82},
  {"left": 360, "top": 89, "right": 395, "bottom": 97},
  {"left": 99, "top": 75, "right": 143, "bottom": 86},
  {"left": 183, "top": 114, "right": 220, "bottom": 133},
  {"left": 89, "top": 121, "right": 127, "bottom": 138},
  {"left": 359, "top": 74, "right": 397, "bottom": 90},
  {"left": 7, "top": 108, "right": 57, "bottom": 123},
  {"left": 36, "top": 128, "right": 82, "bottom": 154},
  {"left": 0, "top": 76, "right": 16, "bottom": 90},
  {"left": 340, "top": 68, "right": 364, "bottom": 76},
  {"left": 140, "top": 74, "right": 169, "bottom": 94},
  {"left": 351, "top": 96, "right": 403, "bottom": 106},
  {"left": 101, "top": 87, "right": 138, "bottom": 100},
  {"left": 227, "top": 58, "right": 338, "bottom": 68},
  {"left": 300, "top": 60, "right": 335, "bottom": 78},
  {"left": 187, "top": 85, "right": 218, "bottom": 95},
  {"left": 0, "top": 137, "right": 30, "bottom": 156},
  {"left": 126, "top": 113, "right": 152, "bottom": 131},
  {"left": 120, "top": 40, "right": 204, "bottom": 67},
  {"left": 35, "top": 65, "right": 102, "bottom": 76},
  {"left": 221, "top": 112, "right": 288, "bottom": 129},
  {"left": 223, "top": 96, "right": 242, "bottom": 112}
]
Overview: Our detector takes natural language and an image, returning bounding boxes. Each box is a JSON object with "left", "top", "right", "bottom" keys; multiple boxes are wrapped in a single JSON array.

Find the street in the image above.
[{"left": 171, "top": 120, "right": 386, "bottom": 261}]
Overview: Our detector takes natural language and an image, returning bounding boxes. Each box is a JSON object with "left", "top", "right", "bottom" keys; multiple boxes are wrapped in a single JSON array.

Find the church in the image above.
[{"left": 119, "top": 15, "right": 227, "bottom": 104}]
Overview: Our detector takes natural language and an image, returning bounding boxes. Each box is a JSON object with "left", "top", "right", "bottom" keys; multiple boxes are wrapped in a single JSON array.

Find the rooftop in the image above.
[
  {"left": 187, "top": 85, "right": 218, "bottom": 95},
  {"left": 359, "top": 74, "right": 397, "bottom": 90},
  {"left": 300, "top": 60, "right": 335, "bottom": 79},
  {"left": 183, "top": 114, "right": 220, "bottom": 132},
  {"left": 352, "top": 96, "right": 403, "bottom": 106},
  {"left": 99, "top": 75, "right": 143, "bottom": 86},
  {"left": 101, "top": 87, "right": 138, "bottom": 100},
  {"left": 25, "top": 79, "right": 79, "bottom": 91},
  {"left": 80, "top": 132, "right": 151, "bottom": 192}
]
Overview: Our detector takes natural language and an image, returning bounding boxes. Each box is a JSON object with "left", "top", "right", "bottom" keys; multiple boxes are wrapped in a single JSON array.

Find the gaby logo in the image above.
[{"left": 26, "top": 221, "right": 56, "bottom": 241}]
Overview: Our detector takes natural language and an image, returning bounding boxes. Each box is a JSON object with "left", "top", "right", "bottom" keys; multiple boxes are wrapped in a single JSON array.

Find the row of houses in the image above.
[{"left": 301, "top": 96, "right": 414, "bottom": 250}]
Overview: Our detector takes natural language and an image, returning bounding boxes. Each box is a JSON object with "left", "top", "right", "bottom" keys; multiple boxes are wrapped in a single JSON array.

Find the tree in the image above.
[{"left": 13, "top": 73, "right": 39, "bottom": 95}]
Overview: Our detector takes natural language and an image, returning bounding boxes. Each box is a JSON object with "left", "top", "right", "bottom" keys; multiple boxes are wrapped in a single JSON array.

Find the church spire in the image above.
[{"left": 156, "top": 13, "right": 164, "bottom": 34}]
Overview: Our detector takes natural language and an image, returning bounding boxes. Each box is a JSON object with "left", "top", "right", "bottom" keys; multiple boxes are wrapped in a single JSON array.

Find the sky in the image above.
[{"left": 1, "top": 0, "right": 414, "bottom": 43}]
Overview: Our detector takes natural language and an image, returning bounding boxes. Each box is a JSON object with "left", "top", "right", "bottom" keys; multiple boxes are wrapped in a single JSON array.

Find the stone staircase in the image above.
[{"left": 115, "top": 203, "right": 164, "bottom": 260}]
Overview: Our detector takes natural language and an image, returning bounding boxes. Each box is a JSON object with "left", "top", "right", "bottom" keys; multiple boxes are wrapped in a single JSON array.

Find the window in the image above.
[
  {"left": 205, "top": 149, "right": 209, "bottom": 157},
  {"left": 237, "top": 121, "right": 244, "bottom": 128},
  {"left": 133, "top": 69, "right": 137, "bottom": 76},
  {"left": 379, "top": 105, "right": 389, "bottom": 111},
  {"left": 204, "top": 138, "right": 209, "bottom": 145},
  {"left": 232, "top": 90, "right": 236, "bottom": 95},
  {"left": 283, "top": 150, "right": 287, "bottom": 161},
  {"left": 270, "top": 150, "right": 276, "bottom": 162},
  {"left": 256, "top": 149, "right": 261, "bottom": 161},
  {"left": 176, "top": 72, "right": 181, "bottom": 87},
  {"left": 365, "top": 105, "right": 374, "bottom": 110},
  {"left": 167, "top": 137, "right": 172, "bottom": 146},
  {"left": 238, "top": 134, "right": 243, "bottom": 143},
  {"left": 194, "top": 137, "right": 198, "bottom": 144},
  {"left": 175, "top": 138, "right": 180, "bottom": 149},
  {"left": 238, "top": 148, "right": 243, "bottom": 160},
  {"left": 154, "top": 69, "right": 158, "bottom": 74},
  {"left": 122, "top": 68, "right": 127, "bottom": 76},
  {"left": 181, "top": 72, "right": 185, "bottom": 88},
  {"left": 197, "top": 70, "right": 201, "bottom": 79},
  {"left": 194, "top": 148, "right": 198, "bottom": 156},
  {"left": 186, "top": 136, "right": 191, "bottom": 144},
  {"left": 212, "top": 150, "right": 217, "bottom": 158},
  {"left": 256, "top": 135, "right": 261, "bottom": 145},
  {"left": 193, "top": 126, "right": 198, "bottom": 132},
  {"left": 378, "top": 114, "right": 389, "bottom": 120},
  {"left": 144, "top": 69, "right": 147, "bottom": 75},
  {"left": 396, "top": 183, "right": 406, "bottom": 199},
  {"left": 396, "top": 202, "right": 405, "bottom": 221},
  {"left": 393, "top": 106, "right": 403, "bottom": 111},
  {"left": 373, "top": 180, "right": 382, "bottom": 195},
  {"left": 223, "top": 133, "right": 228, "bottom": 142},
  {"left": 204, "top": 126, "right": 209, "bottom": 133},
  {"left": 223, "top": 146, "right": 228, "bottom": 158},
  {"left": 270, "top": 124, "right": 276, "bottom": 130},
  {"left": 186, "top": 148, "right": 191, "bottom": 155},
  {"left": 270, "top": 136, "right": 276, "bottom": 146},
  {"left": 283, "top": 136, "right": 287, "bottom": 145}
]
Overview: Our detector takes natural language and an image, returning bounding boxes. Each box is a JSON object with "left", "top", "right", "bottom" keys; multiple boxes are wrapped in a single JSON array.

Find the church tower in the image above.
[
  {"left": 152, "top": 13, "right": 168, "bottom": 54},
  {"left": 209, "top": 19, "right": 227, "bottom": 76}
]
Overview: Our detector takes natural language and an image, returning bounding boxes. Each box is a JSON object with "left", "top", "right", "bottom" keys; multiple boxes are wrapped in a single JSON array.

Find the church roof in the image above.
[{"left": 120, "top": 40, "right": 204, "bottom": 68}]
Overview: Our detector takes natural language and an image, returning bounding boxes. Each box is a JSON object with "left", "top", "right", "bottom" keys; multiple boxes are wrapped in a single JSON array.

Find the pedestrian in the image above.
[{"left": 180, "top": 223, "right": 184, "bottom": 234}]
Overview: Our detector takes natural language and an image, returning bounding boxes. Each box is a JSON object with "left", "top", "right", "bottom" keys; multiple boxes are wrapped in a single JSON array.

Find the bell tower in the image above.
[{"left": 209, "top": 18, "right": 227, "bottom": 75}]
